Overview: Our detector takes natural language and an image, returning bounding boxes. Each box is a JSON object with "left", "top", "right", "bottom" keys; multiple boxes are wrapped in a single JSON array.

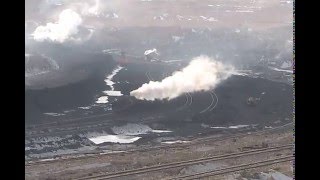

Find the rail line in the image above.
[
  {"left": 145, "top": 71, "right": 154, "bottom": 81},
  {"left": 75, "top": 144, "right": 292, "bottom": 180},
  {"left": 176, "top": 93, "right": 189, "bottom": 111},
  {"left": 199, "top": 90, "right": 218, "bottom": 113},
  {"left": 171, "top": 155, "right": 293, "bottom": 180},
  {"left": 187, "top": 92, "right": 192, "bottom": 106},
  {"left": 200, "top": 91, "right": 215, "bottom": 113},
  {"left": 26, "top": 122, "right": 293, "bottom": 166},
  {"left": 209, "top": 91, "right": 219, "bottom": 111}
]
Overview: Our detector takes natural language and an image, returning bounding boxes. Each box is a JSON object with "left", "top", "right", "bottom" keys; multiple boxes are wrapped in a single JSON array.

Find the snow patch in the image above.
[
  {"left": 269, "top": 67, "right": 293, "bottom": 73},
  {"left": 229, "top": 125, "right": 250, "bottom": 129},
  {"left": 104, "top": 66, "right": 123, "bottom": 90},
  {"left": 280, "top": 61, "right": 292, "bottom": 69},
  {"left": 78, "top": 106, "right": 91, "bottom": 110},
  {"left": 172, "top": 36, "right": 184, "bottom": 43},
  {"left": 103, "top": 91, "right": 123, "bottom": 96},
  {"left": 111, "top": 123, "right": 172, "bottom": 136},
  {"left": 144, "top": 48, "right": 158, "bottom": 56},
  {"left": 43, "top": 112, "right": 65, "bottom": 116},
  {"left": 210, "top": 125, "right": 250, "bottom": 129},
  {"left": 96, "top": 96, "right": 108, "bottom": 103},
  {"left": 89, "top": 135, "right": 141, "bottom": 144},
  {"left": 161, "top": 140, "right": 190, "bottom": 144}
]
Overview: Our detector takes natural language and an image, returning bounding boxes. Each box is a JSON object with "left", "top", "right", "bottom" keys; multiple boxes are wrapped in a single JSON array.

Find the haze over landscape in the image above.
[{"left": 25, "top": 0, "right": 293, "bottom": 179}]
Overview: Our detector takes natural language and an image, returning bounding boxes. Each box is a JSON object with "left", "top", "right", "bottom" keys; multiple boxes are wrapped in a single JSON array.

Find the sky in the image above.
[{"left": 25, "top": 0, "right": 293, "bottom": 45}]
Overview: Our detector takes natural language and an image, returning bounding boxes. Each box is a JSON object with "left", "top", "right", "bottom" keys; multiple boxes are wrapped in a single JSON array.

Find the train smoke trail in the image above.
[{"left": 130, "top": 55, "right": 234, "bottom": 101}]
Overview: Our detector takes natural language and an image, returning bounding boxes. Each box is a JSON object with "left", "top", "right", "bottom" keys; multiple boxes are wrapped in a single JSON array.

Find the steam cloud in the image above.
[
  {"left": 33, "top": 9, "right": 82, "bottom": 43},
  {"left": 130, "top": 56, "right": 234, "bottom": 101}
]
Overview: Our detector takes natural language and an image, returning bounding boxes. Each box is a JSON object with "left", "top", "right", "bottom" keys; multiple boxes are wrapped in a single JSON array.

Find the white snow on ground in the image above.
[
  {"left": 163, "top": 60, "right": 182, "bottom": 63},
  {"left": 43, "top": 112, "right": 65, "bottom": 116},
  {"left": 104, "top": 66, "right": 123, "bottom": 90},
  {"left": 111, "top": 123, "right": 172, "bottom": 136},
  {"left": 63, "top": 109, "right": 75, "bottom": 113},
  {"left": 25, "top": 53, "right": 32, "bottom": 58},
  {"left": 96, "top": 96, "right": 108, "bottom": 103},
  {"left": 97, "top": 66, "right": 123, "bottom": 104},
  {"left": 78, "top": 106, "right": 91, "bottom": 110},
  {"left": 229, "top": 125, "right": 250, "bottom": 129},
  {"left": 269, "top": 67, "right": 293, "bottom": 73},
  {"left": 39, "top": 158, "right": 55, "bottom": 162},
  {"left": 153, "top": 13, "right": 168, "bottom": 21},
  {"left": 210, "top": 125, "right": 250, "bottom": 129},
  {"left": 99, "top": 150, "right": 125, "bottom": 155},
  {"left": 103, "top": 90, "right": 123, "bottom": 96},
  {"left": 144, "top": 48, "right": 158, "bottom": 56},
  {"left": 102, "top": 49, "right": 121, "bottom": 55},
  {"left": 172, "top": 35, "right": 184, "bottom": 42},
  {"left": 161, "top": 140, "right": 190, "bottom": 144},
  {"left": 199, "top": 16, "right": 218, "bottom": 22},
  {"left": 176, "top": 15, "right": 184, "bottom": 20},
  {"left": 112, "top": 13, "right": 119, "bottom": 18},
  {"left": 105, "top": 13, "right": 119, "bottom": 19},
  {"left": 235, "top": 10, "right": 254, "bottom": 13},
  {"left": 210, "top": 126, "right": 228, "bottom": 129},
  {"left": 281, "top": 61, "right": 292, "bottom": 69},
  {"left": 152, "top": 130, "right": 172, "bottom": 133},
  {"left": 89, "top": 135, "right": 141, "bottom": 144},
  {"left": 231, "top": 71, "right": 251, "bottom": 77}
]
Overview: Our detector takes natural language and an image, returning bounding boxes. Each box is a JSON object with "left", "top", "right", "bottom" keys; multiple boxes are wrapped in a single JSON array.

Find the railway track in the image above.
[
  {"left": 170, "top": 155, "right": 293, "bottom": 180},
  {"left": 209, "top": 91, "right": 218, "bottom": 111},
  {"left": 26, "top": 122, "right": 293, "bottom": 166},
  {"left": 200, "top": 90, "right": 219, "bottom": 113},
  {"left": 176, "top": 92, "right": 192, "bottom": 111},
  {"left": 200, "top": 91, "right": 215, "bottom": 113},
  {"left": 74, "top": 144, "right": 293, "bottom": 180}
]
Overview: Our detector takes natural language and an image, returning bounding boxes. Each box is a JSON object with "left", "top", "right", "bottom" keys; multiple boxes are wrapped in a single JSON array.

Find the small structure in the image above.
[
  {"left": 246, "top": 97, "right": 260, "bottom": 106},
  {"left": 144, "top": 48, "right": 159, "bottom": 62},
  {"left": 117, "top": 50, "right": 128, "bottom": 65}
]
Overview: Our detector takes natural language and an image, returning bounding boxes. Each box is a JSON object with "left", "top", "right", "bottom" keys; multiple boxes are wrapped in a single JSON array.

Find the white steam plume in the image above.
[
  {"left": 130, "top": 56, "right": 234, "bottom": 101},
  {"left": 32, "top": 9, "right": 82, "bottom": 43}
]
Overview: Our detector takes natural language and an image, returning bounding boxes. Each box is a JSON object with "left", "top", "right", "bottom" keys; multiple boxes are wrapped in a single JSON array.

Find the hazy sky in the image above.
[{"left": 26, "top": 0, "right": 293, "bottom": 44}]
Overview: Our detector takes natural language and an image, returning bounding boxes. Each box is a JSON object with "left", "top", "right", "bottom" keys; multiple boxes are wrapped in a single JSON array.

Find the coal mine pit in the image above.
[{"left": 25, "top": 58, "right": 292, "bottom": 160}]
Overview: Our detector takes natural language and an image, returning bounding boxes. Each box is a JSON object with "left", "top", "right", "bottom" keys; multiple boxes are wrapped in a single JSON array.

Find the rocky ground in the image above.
[{"left": 25, "top": 123, "right": 293, "bottom": 180}]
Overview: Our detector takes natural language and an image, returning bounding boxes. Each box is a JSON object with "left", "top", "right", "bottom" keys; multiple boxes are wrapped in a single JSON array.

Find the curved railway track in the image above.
[
  {"left": 210, "top": 91, "right": 218, "bottom": 111},
  {"left": 74, "top": 144, "right": 293, "bottom": 180},
  {"left": 176, "top": 93, "right": 192, "bottom": 111},
  {"left": 200, "top": 90, "right": 218, "bottom": 113},
  {"left": 199, "top": 91, "right": 215, "bottom": 113},
  {"left": 187, "top": 92, "right": 193, "bottom": 106},
  {"left": 145, "top": 70, "right": 158, "bottom": 82}
]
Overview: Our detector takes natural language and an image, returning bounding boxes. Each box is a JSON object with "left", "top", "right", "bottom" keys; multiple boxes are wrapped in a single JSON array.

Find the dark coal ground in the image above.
[{"left": 25, "top": 55, "right": 293, "bottom": 159}]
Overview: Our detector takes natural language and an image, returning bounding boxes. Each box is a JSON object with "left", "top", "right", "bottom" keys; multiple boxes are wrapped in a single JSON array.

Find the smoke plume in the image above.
[
  {"left": 130, "top": 56, "right": 234, "bottom": 101},
  {"left": 32, "top": 9, "right": 82, "bottom": 43}
]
